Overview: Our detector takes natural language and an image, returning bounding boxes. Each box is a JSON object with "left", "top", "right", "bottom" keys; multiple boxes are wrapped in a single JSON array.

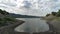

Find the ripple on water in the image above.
[{"left": 15, "top": 18, "right": 49, "bottom": 32}]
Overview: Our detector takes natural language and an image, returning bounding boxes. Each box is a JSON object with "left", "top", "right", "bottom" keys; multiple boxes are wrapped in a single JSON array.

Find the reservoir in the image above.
[{"left": 15, "top": 18, "right": 49, "bottom": 33}]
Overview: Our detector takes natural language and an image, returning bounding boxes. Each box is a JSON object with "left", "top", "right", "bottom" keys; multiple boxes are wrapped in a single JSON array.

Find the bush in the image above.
[
  {"left": 46, "top": 14, "right": 50, "bottom": 17},
  {"left": 0, "top": 9, "right": 9, "bottom": 15},
  {"left": 0, "top": 16, "right": 16, "bottom": 26},
  {"left": 56, "top": 10, "right": 60, "bottom": 17},
  {"left": 0, "top": 9, "right": 16, "bottom": 27},
  {"left": 4, "top": 17, "right": 16, "bottom": 22},
  {"left": 52, "top": 12, "right": 57, "bottom": 16},
  {"left": 0, "top": 18, "right": 7, "bottom": 26}
]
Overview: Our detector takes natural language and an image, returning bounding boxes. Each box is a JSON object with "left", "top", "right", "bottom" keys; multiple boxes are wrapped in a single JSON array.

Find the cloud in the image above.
[{"left": 0, "top": 0, "right": 60, "bottom": 16}]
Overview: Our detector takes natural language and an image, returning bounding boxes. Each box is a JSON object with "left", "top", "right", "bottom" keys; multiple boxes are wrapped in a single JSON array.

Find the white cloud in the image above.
[{"left": 0, "top": 0, "right": 60, "bottom": 16}]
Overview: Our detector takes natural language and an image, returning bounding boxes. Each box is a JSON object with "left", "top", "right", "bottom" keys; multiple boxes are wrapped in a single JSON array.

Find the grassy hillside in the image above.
[
  {"left": 0, "top": 9, "right": 17, "bottom": 27},
  {"left": 45, "top": 10, "right": 60, "bottom": 21},
  {"left": 9, "top": 13, "right": 40, "bottom": 18}
]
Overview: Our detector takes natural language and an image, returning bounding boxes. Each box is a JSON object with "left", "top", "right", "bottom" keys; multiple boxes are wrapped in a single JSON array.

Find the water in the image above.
[{"left": 15, "top": 18, "right": 49, "bottom": 33}]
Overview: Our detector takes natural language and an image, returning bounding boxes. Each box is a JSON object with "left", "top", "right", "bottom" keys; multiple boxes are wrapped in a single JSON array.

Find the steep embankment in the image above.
[
  {"left": 0, "top": 9, "right": 25, "bottom": 34},
  {"left": 45, "top": 14, "right": 60, "bottom": 33}
]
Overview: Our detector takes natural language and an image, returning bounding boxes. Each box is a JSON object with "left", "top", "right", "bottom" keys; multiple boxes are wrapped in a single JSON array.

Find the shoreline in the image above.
[
  {"left": 0, "top": 20, "right": 25, "bottom": 34},
  {"left": 0, "top": 18, "right": 57, "bottom": 34},
  {"left": 46, "top": 21, "right": 56, "bottom": 32}
]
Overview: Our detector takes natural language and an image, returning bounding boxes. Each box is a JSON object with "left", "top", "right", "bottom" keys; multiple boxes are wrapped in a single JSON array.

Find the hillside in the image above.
[
  {"left": 9, "top": 13, "right": 40, "bottom": 18},
  {"left": 0, "top": 9, "right": 24, "bottom": 27}
]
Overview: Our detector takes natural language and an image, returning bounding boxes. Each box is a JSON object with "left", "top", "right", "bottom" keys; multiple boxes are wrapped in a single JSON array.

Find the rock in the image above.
[
  {"left": 50, "top": 21, "right": 60, "bottom": 32},
  {"left": 0, "top": 20, "right": 24, "bottom": 34}
]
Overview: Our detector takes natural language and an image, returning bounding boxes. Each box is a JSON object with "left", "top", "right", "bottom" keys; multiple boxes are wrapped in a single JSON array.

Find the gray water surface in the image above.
[{"left": 15, "top": 18, "right": 49, "bottom": 32}]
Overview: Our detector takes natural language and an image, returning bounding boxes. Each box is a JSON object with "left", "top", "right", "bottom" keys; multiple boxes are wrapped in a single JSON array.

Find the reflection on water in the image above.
[{"left": 15, "top": 18, "right": 49, "bottom": 32}]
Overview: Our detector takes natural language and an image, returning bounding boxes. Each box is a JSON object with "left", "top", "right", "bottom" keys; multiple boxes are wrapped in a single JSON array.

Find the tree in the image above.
[
  {"left": 46, "top": 14, "right": 50, "bottom": 17},
  {"left": 0, "top": 9, "right": 9, "bottom": 15},
  {"left": 3, "top": 10, "right": 9, "bottom": 15},
  {"left": 0, "top": 9, "right": 3, "bottom": 14},
  {"left": 56, "top": 10, "right": 60, "bottom": 17},
  {"left": 51, "top": 12, "right": 57, "bottom": 16}
]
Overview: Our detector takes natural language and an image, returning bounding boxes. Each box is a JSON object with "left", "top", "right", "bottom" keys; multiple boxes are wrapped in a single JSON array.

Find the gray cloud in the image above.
[
  {"left": 23, "top": 1, "right": 32, "bottom": 8},
  {"left": 0, "top": 0, "right": 60, "bottom": 16}
]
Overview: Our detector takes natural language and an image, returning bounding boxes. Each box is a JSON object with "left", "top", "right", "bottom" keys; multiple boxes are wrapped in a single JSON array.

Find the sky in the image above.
[{"left": 0, "top": 0, "right": 60, "bottom": 16}]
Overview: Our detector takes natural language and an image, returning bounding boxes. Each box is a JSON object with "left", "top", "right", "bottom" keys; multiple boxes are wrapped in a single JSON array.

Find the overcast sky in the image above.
[{"left": 0, "top": 0, "right": 60, "bottom": 16}]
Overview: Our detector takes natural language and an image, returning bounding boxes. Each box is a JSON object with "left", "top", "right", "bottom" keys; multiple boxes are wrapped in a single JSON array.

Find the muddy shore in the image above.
[{"left": 0, "top": 20, "right": 58, "bottom": 34}]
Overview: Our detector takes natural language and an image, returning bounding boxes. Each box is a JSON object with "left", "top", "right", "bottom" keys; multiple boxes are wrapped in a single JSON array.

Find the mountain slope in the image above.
[{"left": 9, "top": 13, "right": 40, "bottom": 18}]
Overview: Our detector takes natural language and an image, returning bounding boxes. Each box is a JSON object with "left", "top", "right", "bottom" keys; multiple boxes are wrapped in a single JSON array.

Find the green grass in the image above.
[{"left": 0, "top": 16, "right": 17, "bottom": 27}]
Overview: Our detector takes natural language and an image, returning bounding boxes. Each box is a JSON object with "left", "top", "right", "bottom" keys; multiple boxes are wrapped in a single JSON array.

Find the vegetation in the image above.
[
  {"left": 46, "top": 9, "right": 60, "bottom": 21},
  {"left": 46, "top": 9, "right": 60, "bottom": 17},
  {"left": 51, "top": 12, "right": 57, "bottom": 16},
  {"left": 0, "top": 9, "right": 16, "bottom": 27},
  {"left": 46, "top": 14, "right": 50, "bottom": 17},
  {"left": 56, "top": 10, "right": 60, "bottom": 17},
  {"left": 0, "top": 9, "right": 9, "bottom": 15}
]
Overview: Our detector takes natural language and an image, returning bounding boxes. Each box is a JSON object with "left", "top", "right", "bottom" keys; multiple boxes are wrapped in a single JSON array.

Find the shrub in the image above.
[
  {"left": 0, "top": 16, "right": 16, "bottom": 26},
  {"left": 56, "top": 10, "right": 60, "bottom": 17},
  {"left": 52, "top": 12, "right": 57, "bottom": 16},
  {"left": 0, "top": 18, "right": 7, "bottom": 26},
  {"left": 46, "top": 14, "right": 50, "bottom": 17},
  {"left": 0, "top": 9, "right": 16, "bottom": 27},
  {"left": 4, "top": 15, "right": 16, "bottom": 21},
  {"left": 0, "top": 9, "right": 9, "bottom": 15}
]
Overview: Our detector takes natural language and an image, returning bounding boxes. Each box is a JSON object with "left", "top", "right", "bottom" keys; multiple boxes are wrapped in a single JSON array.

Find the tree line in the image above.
[
  {"left": 0, "top": 9, "right": 9, "bottom": 15},
  {"left": 46, "top": 10, "right": 60, "bottom": 17}
]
